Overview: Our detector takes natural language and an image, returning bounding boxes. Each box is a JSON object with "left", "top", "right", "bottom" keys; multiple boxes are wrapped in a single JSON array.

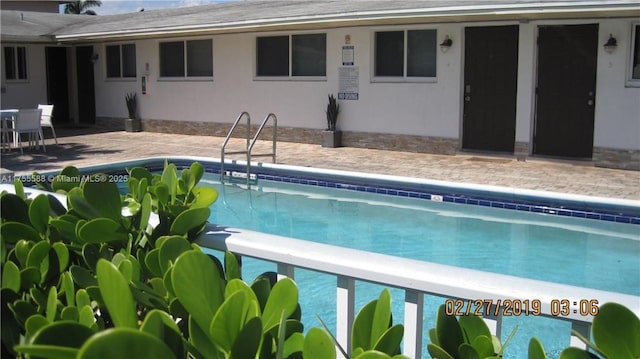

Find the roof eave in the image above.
[{"left": 53, "top": 3, "right": 640, "bottom": 43}]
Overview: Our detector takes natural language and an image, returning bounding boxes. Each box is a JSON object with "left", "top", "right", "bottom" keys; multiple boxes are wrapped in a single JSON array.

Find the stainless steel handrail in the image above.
[
  {"left": 220, "top": 111, "right": 250, "bottom": 183},
  {"left": 220, "top": 112, "right": 277, "bottom": 186}
]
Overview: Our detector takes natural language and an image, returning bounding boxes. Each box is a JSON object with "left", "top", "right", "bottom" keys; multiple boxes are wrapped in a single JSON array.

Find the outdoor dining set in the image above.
[{"left": 0, "top": 105, "right": 57, "bottom": 154}]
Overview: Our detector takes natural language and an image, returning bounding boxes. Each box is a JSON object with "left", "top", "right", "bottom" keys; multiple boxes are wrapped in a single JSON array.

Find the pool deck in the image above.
[{"left": 1, "top": 126, "right": 639, "bottom": 201}]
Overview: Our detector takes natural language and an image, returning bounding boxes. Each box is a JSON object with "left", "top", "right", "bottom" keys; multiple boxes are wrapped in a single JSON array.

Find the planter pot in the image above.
[
  {"left": 124, "top": 118, "right": 141, "bottom": 132},
  {"left": 321, "top": 130, "right": 342, "bottom": 148}
]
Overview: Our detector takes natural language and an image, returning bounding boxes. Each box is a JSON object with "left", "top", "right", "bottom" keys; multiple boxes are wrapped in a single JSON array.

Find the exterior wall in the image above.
[
  {"left": 0, "top": 43, "right": 48, "bottom": 109},
  {"left": 91, "top": 17, "right": 639, "bottom": 169}
]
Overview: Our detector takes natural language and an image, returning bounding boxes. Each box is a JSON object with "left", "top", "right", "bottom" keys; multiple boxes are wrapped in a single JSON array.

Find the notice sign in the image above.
[
  {"left": 342, "top": 45, "right": 354, "bottom": 66},
  {"left": 338, "top": 66, "right": 359, "bottom": 100}
]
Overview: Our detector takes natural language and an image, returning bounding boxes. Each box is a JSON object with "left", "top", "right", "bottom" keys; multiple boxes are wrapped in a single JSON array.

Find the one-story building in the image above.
[{"left": 2, "top": 0, "right": 639, "bottom": 169}]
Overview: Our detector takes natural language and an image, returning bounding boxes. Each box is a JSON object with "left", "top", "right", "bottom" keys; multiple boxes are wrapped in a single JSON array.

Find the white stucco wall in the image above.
[
  {"left": 0, "top": 43, "right": 48, "bottom": 109},
  {"left": 593, "top": 19, "right": 640, "bottom": 150},
  {"left": 91, "top": 18, "right": 639, "bottom": 151}
]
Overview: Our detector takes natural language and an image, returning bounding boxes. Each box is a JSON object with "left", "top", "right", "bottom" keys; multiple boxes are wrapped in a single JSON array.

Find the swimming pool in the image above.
[{"left": 23, "top": 157, "right": 640, "bottom": 358}]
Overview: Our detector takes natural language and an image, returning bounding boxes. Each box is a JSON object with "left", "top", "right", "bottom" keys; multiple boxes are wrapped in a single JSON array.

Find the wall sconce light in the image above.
[
  {"left": 90, "top": 53, "right": 99, "bottom": 64},
  {"left": 603, "top": 34, "right": 617, "bottom": 54},
  {"left": 440, "top": 35, "right": 453, "bottom": 53}
]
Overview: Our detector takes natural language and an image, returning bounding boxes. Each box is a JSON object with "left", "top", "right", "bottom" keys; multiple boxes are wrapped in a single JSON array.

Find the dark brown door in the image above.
[
  {"left": 462, "top": 25, "right": 519, "bottom": 153},
  {"left": 45, "top": 47, "right": 70, "bottom": 124},
  {"left": 76, "top": 46, "right": 96, "bottom": 124},
  {"left": 534, "top": 25, "right": 598, "bottom": 158}
]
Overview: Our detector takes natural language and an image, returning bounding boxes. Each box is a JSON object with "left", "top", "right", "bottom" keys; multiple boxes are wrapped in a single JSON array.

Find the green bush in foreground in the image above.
[{"left": 1, "top": 162, "right": 409, "bottom": 358}]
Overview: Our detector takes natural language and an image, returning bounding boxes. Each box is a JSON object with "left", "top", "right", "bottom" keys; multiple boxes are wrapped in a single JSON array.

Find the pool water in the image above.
[{"left": 201, "top": 175, "right": 639, "bottom": 358}]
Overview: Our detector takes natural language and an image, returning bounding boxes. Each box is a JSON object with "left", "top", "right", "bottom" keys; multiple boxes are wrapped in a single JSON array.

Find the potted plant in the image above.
[
  {"left": 124, "top": 92, "right": 141, "bottom": 132},
  {"left": 322, "top": 93, "right": 341, "bottom": 148}
]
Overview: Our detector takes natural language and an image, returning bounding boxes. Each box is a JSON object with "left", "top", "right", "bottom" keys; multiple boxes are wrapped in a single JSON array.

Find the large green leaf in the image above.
[
  {"left": 370, "top": 289, "right": 392, "bottom": 348},
  {"left": 224, "top": 252, "right": 241, "bottom": 281},
  {"left": 96, "top": 259, "right": 137, "bottom": 329},
  {"left": 230, "top": 316, "right": 263, "bottom": 359},
  {"left": 158, "top": 236, "right": 193, "bottom": 273},
  {"left": 15, "top": 239, "right": 32, "bottom": 268},
  {"left": 558, "top": 347, "right": 599, "bottom": 359},
  {"left": 1, "top": 261, "right": 20, "bottom": 292},
  {"left": 0, "top": 193, "right": 29, "bottom": 224},
  {"left": 189, "top": 315, "right": 222, "bottom": 359},
  {"left": 352, "top": 299, "right": 377, "bottom": 352},
  {"left": 169, "top": 207, "right": 210, "bottom": 235},
  {"left": 304, "top": 327, "right": 337, "bottom": 359},
  {"left": 459, "top": 343, "right": 480, "bottom": 359},
  {"left": 46, "top": 286, "right": 58, "bottom": 322},
  {"left": 14, "top": 345, "right": 77, "bottom": 359},
  {"left": 172, "top": 250, "right": 224, "bottom": 336},
  {"left": 70, "top": 265, "right": 98, "bottom": 288},
  {"left": 25, "top": 314, "right": 49, "bottom": 337},
  {"left": 77, "top": 328, "right": 176, "bottom": 359},
  {"left": 528, "top": 338, "right": 547, "bottom": 359},
  {"left": 1, "top": 222, "right": 41, "bottom": 243},
  {"left": 78, "top": 218, "right": 128, "bottom": 244},
  {"left": 262, "top": 277, "right": 299, "bottom": 333},
  {"left": 435, "top": 304, "right": 464, "bottom": 358},
  {"left": 67, "top": 188, "right": 101, "bottom": 220},
  {"left": 140, "top": 310, "right": 185, "bottom": 359},
  {"left": 82, "top": 178, "right": 122, "bottom": 221},
  {"left": 29, "top": 320, "right": 94, "bottom": 349},
  {"left": 373, "top": 324, "right": 404, "bottom": 355},
  {"left": 427, "top": 343, "right": 456, "bottom": 359},
  {"left": 189, "top": 162, "right": 204, "bottom": 189},
  {"left": 52, "top": 166, "right": 82, "bottom": 193},
  {"left": 471, "top": 335, "right": 495, "bottom": 358},
  {"left": 210, "top": 290, "right": 259, "bottom": 353},
  {"left": 191, "top": 187, "right": 218, "bottom": 209},
  {"left": 28, "top": 194, "right": 50, "bottom": 235},
  {"left": 459, "top": 314, "right": 491, "bottom": 343},
  {"left": 52, "top": 242, "right": 70, "bottom": 275},
  {"left": 353, "top": 352, "right": 395, "bottom": 359},
  {"left": 592, "top": 302, "right": 640, "bottom": 359}
]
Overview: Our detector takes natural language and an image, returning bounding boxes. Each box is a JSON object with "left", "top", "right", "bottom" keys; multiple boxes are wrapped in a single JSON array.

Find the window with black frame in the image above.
[
  {"left": 106, "top": 44, "right": 136, "bottom": 79},
  {"left": 256, "top": 33, "right": 326, "bottom": 78},
  {"left": 3, "top": 46, "right": 27, "bottom": 81},
  {"left": 374, "top": 29, "right": 437, "bottom": 79},
  {"left": 631, "top": 24, "right": 640, "bottom": 81},
  {"left": 159, "top": 39, "right": 212, "bottom": 78}
]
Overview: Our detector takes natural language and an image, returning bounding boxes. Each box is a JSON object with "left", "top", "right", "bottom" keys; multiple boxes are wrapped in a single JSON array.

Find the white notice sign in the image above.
[{"left": 338, "top": 66, "right": 359, "bottom": 100}]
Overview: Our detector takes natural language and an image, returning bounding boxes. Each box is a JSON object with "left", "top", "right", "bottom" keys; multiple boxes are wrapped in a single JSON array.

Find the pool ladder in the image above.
[{"left": 220, "top": 111, "right": 277, "bottom": 185}]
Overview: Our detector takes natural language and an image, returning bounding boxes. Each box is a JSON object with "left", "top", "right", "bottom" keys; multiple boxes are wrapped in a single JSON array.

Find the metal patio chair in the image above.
[
  {"left": 13, "top": 109, "right": 45, "bottom": 154},
  {"left": 38, "top": 104, "right": 57, "bottom": 144}
]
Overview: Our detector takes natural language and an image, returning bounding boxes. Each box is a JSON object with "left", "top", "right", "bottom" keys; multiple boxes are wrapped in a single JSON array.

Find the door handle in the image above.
[
  {"left": 587, "top": 99, "right": 594, "bottom": 106},
  {"left": 465, "top": 96, "right": 471, "bottom": 102}
]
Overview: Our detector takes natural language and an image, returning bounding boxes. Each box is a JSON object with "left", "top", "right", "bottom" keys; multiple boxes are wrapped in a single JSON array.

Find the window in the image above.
[
  {"left": 106, "top": 44, "right": 136, "bottom": 79},
  {"left": 631, "top": 24, "right": 640, "bottom": 81},
  {"left": 256, "top": 33, "right": 326, "bottom": 78},
  {"left": 159, "top": 39, "right": 212, "bottom": 78},
  {"left": 374, "top": 29, "right": 437, "bottom": 79},
  {"left": 3, "top": 46, "right": 27, "bottom": 80}
]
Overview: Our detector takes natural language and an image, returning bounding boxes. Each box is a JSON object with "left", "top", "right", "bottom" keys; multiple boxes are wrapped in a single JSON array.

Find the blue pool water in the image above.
[{"left": 201, "top": 174, "right": 640, "bottom": 358}]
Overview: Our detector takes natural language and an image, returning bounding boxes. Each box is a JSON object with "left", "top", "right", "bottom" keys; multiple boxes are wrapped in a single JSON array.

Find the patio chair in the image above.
[
  {"left": 13, "top": 109, "right": 45, "bottom": 154},
  {"left": 38, "top": 104, "right": 57, "bottom": 144}
]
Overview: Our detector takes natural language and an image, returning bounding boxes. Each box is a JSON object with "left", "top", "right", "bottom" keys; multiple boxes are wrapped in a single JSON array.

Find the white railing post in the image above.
[
  {"left": 570, "top": 322, "right": 591, "bottom": 349},
  {"left": 403, "top": 290, "right": 424, "bottom": 358},
  {"left": 484, "top": 304, "right": 503, "bottom": 338},
  {"left": 277, "top": 263, "right": 295, "bottom": 280},
  {"left": 337, "top": 276, "right": 355, "bottom": 356}
]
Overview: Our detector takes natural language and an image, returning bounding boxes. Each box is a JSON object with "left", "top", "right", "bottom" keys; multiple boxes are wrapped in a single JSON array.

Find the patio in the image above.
[{"left": 1, "top": 126, "right": 638, "bottom": 201}]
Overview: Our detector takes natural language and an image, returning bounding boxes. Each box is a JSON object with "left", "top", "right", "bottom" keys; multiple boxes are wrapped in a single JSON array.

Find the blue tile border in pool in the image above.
[
  {"left": 43, "top": 159, "right": 639, "bottom": 226},
  {"left": 206, "top": 163, "right": 640, "bottom": 226}
]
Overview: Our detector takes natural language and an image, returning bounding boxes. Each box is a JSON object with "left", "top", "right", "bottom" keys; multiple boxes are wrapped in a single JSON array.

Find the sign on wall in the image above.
[
  {"left": 338, "top": 66, "right": 359, "bottom": 100},
  {"left": 342, "top": 45, "right": 354, "bottom": 66}
]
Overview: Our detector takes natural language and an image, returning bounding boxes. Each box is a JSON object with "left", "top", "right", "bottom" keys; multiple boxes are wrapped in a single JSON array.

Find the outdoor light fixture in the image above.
[
  {"left": 440, "top": 35, "right": 453, "bottom": 53},
  {"left": 603, "top": 34, "right": 617, "bottom": 54},
  {"left": 90, "top": 53, "right": 99, "bottom": 64}
]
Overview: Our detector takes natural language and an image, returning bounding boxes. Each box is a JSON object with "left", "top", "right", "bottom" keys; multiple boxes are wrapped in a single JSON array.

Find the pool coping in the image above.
[{"left": 13, "top": 155, "right": 640, "bottom": 225}]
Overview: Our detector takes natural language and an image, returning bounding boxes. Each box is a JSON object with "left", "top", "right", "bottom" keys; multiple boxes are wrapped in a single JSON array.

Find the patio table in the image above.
[{"left": 1, "top": 109, "right": 18, "bottom": 150}]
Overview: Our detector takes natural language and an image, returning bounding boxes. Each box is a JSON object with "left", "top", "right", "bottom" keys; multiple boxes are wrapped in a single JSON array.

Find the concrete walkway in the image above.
[{"left": 1, "top": 127, "right": 639, "bottom": 201}]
